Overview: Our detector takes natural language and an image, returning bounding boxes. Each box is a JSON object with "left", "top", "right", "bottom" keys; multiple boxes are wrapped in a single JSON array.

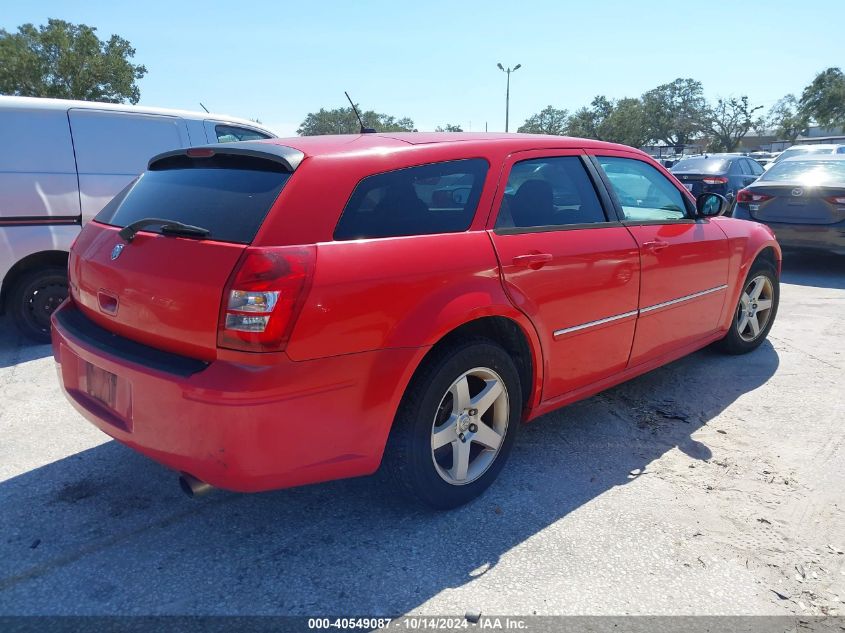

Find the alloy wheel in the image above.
[
  {"left": 430, "top": 367, "right": 509, "bottom": 486},
  {"left": 736, "top": 274, "right": 774, "bottom": 342}
]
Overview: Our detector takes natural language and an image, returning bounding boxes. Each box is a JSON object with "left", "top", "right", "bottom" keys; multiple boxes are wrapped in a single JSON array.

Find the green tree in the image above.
[
  {"left": 799, "top": 67, "right": 845, "bottom": 128},
  {"left": 297, "top": 106, "right": 415, "bottom": 135},
  {"left": 706, "top": 96, "right": 763, "bottom": 152},
  {"left": 767, "top": 95, "right": 807, "bottom": 142},
  {"left": 0, "top": 19, "right": 147, "bottom": 104},
  {"left": 566, "top": 97, "right": 613, "bottom": 139},
  {"left": 597, "top": 97, "right": 648, "bottom": 147},
  {"left": 435, "top": 123, "right": 463, "bottom": 132},
  {"left": 641, "top": 78, "right": 708, "bottom": 147},
  {"left": 517, "top": 105, "right": 569, "bottom": 135}
]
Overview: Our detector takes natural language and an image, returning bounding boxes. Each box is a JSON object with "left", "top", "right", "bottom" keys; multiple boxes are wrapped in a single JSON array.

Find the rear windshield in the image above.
[
  {"left": 759, "top": 160, "right": 845, "bottom": 185},
  {"left": 671, "top": 158, "right": 729, "bottom": 173},
  {"left": 95, "top": 155, "right": 291, "bottom": 244}
]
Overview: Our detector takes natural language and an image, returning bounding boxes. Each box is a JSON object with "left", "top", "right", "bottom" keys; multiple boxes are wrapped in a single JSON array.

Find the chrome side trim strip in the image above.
[
  {"left": 553, "top": 310, "right": 639, "bottom": 338},
  {"left": 551, "top": 284, "right": 728, "bottom": 338},
  {"left": 639, "top": 284, "right": 728, "bottom": 314}
]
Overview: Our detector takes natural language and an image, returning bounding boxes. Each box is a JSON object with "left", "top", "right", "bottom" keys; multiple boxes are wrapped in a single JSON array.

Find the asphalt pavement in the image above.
[{"left": 0, "top": 252, "right": 842, "bottom": 617}]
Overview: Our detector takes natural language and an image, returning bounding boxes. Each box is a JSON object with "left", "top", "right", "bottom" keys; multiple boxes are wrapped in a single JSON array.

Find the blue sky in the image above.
[{"left": 4, "top": 0, "right": 843, "bottom": 136}]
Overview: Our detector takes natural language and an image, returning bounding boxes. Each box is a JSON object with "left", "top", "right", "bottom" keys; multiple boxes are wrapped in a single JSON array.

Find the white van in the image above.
[{"left": 0, "top": 96, "right": 276, "bottom": 341}]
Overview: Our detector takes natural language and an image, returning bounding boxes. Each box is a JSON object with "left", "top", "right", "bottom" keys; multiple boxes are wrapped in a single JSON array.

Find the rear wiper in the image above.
[{"left": 118, "top": 218, "right": 211, "bottom": 242}]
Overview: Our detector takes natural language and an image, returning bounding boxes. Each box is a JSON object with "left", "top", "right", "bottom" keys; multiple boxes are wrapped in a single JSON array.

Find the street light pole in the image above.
[{"left": 497, "top": 62, "right": 521, "bottom": 132}]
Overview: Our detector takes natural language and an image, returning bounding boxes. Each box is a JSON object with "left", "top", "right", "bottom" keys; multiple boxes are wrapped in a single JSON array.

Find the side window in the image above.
[
  {"left": 597, "top": 156, "right": 689, "bottom": 221},
  {"left": 215, "top": 125, "right": 271, "bottom": 143},
  {"left": 748, "top": 159, "right": 764, "bottom": 175},
  {"left": 737, "top": 160, "right": 752, "bottom": 175},
  {"left": 496, "top": 157, "right": 607, "bottom": 229},
  {"left": 334, "top": 159, "right": 488, "bottom": 240}
]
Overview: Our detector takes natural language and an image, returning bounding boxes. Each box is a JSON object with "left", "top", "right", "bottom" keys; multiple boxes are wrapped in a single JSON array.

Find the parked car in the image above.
[
  {"left": 734, "top": 155, "right": 845, "bottom": 254},
  {"left": 671, "top": 154, "right": 764, "bottom": 209},
  {"left": 51, "top": 133, "right": 781, "bottom": 509},
  {"left": 764, "top": 144, "right": 845, "bottom": 170},
  {"left": 0, "top": 96, "right": 275, "bottom": 342},
  {"left": 749, "top": 151, "right": 777, "bottom": 169}
]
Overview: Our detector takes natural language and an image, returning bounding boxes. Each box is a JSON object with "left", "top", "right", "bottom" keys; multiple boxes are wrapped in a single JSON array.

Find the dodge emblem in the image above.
[{"left": 111, "top": 243, "right": 125, "bottom": 260}]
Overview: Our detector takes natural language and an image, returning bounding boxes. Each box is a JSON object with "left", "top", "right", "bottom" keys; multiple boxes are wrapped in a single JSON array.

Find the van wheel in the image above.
[
  {"left": 384, "top": 339, "right": 521, "bottom": 510},
  {"left": 10, "top": 267, "right": 68, "bottom": 343},
  {"left": 714, "top": 259, "right": 779, "bottom": 355}
]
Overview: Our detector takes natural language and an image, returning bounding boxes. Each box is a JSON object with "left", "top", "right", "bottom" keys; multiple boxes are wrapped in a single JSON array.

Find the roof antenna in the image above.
[
  {"left": 345, "top": 91, "right": 376, "bottom": 134},
  {"left": 199, "top": 102, "right": 209, "bottom": 113}
]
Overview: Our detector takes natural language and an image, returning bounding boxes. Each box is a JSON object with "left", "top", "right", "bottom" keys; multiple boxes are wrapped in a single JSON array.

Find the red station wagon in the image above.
[{"left": 51, "top": 133, "right": 781, "bottom": 509}]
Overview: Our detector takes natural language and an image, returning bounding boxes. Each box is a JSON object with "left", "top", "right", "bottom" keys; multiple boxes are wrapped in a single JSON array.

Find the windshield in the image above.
[
  {"left": 759, "top": 160, "right": 845, "bottom": 185},
  {"left": 95, "top": 156, "right": 291, "bottom": 244},
  {"left": 671, "top": 158, "right": 730, "bottom": 173}
]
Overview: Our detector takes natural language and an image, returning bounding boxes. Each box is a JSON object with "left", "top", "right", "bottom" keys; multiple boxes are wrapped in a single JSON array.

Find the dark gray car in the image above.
[{"left": 733, "top": 156, "right": 845, "bottom": 254}]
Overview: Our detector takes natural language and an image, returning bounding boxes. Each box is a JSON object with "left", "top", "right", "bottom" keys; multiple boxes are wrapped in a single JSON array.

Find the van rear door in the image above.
[
  {"left": 68, "top": 109, "right": 190, "bottom": 222},
  {"left": 68, "top": 144, "right": 303, "bottom": 361}
]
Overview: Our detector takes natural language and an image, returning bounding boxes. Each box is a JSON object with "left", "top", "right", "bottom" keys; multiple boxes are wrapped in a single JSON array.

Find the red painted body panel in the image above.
[
  {"left": 51, "top": 133, "right": 780, "bottom": 494},
  {"left": 70, "top": 223, "right": 244, "bottom": 361},
  {"left": 491, "top": 227, "right": 640, "bottom": 399},
  {"left": 52, "top": 302, "right": 427, "bottom": 492},
  {"left": 625, "top": 221, "right": 730, "bottom": 365},
  {"left": 710, "top": 216, "right": 781, "bottom": 332},
  {"left": 288, "top": 232, "right": 505, "bottom": 359}
]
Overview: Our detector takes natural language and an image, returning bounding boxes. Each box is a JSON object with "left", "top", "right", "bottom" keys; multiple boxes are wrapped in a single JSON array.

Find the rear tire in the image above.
[
  {"left": 383, "top": 339, "right": 522, "bottom": 510},
  {"left": 9, "top": 267, "right": 68, "bottom": 343},
  {"left": 714, "top": 258, "right": 779, "bottom": 355}
]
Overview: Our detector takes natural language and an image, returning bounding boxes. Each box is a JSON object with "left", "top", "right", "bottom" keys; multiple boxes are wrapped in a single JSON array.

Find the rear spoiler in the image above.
[{"left": 148, "top": 142, "right": 305, "bottom": 172}]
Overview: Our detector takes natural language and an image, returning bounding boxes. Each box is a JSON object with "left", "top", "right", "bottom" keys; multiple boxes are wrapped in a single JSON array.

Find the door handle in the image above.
[
  {"left": 512, "top": 253, "right": 553, "bottom": 269},
  {"left": 643, "top": 240, "right": 669, "bottom": 252}
]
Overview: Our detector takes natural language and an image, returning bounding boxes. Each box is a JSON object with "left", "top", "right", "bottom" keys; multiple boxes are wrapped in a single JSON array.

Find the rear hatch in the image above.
[
  {"left": 744, "top": 184, "right": 845, "bottom": 225},
  {"left": 68, "top": 144, "right": 302, "bottom": 361}
]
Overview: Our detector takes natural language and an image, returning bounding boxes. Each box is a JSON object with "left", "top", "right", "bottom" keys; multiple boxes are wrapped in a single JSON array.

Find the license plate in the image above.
[
  {"left": 683, "top": 183, "right": 694, "bottom": 192},
  {"left": 85, "top": 363, "right": 117, "bottom": 409}
]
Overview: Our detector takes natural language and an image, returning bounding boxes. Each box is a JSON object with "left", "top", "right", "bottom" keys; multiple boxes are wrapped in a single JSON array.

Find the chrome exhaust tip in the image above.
[{"left": 179, "top": 472, "right": 213, "bottom": 498}]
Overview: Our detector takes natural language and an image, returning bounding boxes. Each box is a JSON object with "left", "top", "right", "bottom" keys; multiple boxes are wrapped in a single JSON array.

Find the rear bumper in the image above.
[
  {"left": 757, "top": 220, "right": 845, "bottom": 255},
  {"left": 51, "top": 302, "right": 425, "bottom": 492}
]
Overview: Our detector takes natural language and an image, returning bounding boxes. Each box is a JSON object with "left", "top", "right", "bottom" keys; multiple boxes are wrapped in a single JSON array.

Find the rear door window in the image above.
[
  {"left": 334, "top": 159, "right": 488, "bottom": 240},
  {"left": 597, "top": 156, "right": 690, "bottom": 221},
  {"left": 496, "top": 157, "right": 608, "bottom": 229},
  {"left": 95, "top": 154, "right": 291, "bottom": 244}
]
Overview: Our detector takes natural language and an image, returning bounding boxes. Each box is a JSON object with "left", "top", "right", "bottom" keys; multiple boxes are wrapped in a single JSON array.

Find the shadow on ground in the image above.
[
  {"left": 781, "top": 250, "right": 845, "bottom": 289},
  {"left": 0, "top": 338, "right": 779, "bottom": 615},
  {"left": 0, "top": 316, "right": 51, "bottom": 369},
  {"left": 9, "top": 250, "right": 842, "bottom": 615}
]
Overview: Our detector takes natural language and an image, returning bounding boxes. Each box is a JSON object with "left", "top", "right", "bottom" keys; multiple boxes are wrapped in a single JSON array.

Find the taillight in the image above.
[
  {"left": 217, "top": 245, "right": 316, "bottom": 352},
  {"left": 187, "top": 148, "right": 215, "bottom": 158},
  {"left": 824, "top": 195, "right": 845, "bottom": 205},
  {"left": 736, "top": 189, "right": 773, "bottom": 204},
  {"left": 703, "top": 176, "right": 728, "bottom": 185}
]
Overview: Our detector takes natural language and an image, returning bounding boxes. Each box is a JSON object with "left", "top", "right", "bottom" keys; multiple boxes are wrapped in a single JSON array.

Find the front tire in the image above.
[
  {"left": 10, "top": 267, "right": 68, "bottom": 343},
  {"left": 383, "top": 339, "right": 522, "bottom": 510},
  {"left": 715, "top": 258, "right": 779, "bottom": 355}
]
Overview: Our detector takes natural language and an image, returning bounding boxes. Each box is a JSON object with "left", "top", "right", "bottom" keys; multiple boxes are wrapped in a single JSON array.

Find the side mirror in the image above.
[{"left": 696, "top": 192, "right": 728, "bottom": 218}]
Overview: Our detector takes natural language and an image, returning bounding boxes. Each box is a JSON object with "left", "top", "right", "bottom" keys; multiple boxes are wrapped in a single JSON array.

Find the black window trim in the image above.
[
  {"left": 588, "top": 154, "right": 704, "bottom": 226},
  {"left": 332, "top": 157, "right": 491, "bottom": 242},
  {"left": 492, "top": 154, "right": 622, "bottom": 236}
]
